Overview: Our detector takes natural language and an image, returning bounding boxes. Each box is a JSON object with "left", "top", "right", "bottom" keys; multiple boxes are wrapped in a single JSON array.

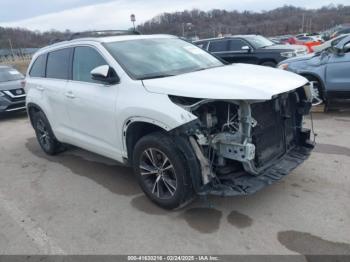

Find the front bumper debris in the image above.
[{"left": 203, "top": 145, "right": 313, "bottom": 197}]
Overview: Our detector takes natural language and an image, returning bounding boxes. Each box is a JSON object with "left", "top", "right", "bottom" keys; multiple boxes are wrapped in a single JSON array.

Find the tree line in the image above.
[
  {"left": 138, "top": 5, "right": 350, "bottom": 38},
  {"left": 0, "top": 27, "right": 72, "bottom": 49},
  {"left": 1, "top": 4, "right": 350, "bottom": 49}
]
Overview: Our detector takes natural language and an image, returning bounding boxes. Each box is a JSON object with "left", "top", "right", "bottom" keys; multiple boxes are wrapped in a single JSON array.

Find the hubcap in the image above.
[
  {"left": 310, "top": 81, "right": 323, "bottom": 106},
  {"left": 139, "top": 148, "right": 177, "bottom": 199},
  {"left": 36, "top": 119, "right": 51, "bottom": 151}
]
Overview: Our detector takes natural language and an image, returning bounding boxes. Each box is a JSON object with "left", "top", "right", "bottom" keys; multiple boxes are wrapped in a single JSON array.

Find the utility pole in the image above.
[
  {"left": 130, "top": 14, "right": 136, "bottom": 31},
  {"left": 8, "top": 39, "right": 15, "bottom": 60},
  {"left": 301, "top": 13, "right": 305, "bottom": 33},
  {"left": 309, "top": 18, "right": 312, "bottom": 33}
]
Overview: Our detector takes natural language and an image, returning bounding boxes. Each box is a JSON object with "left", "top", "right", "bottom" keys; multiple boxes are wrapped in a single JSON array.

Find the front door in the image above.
[
  {"left": 65, "top": 46, "right": 120, "bottom": 159},
  {"left": 326, "top": 40, "right": 350, "bottom": 93}
]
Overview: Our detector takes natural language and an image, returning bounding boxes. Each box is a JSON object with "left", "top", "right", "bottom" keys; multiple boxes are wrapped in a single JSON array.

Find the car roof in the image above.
[{"left": 38, "top": 34, "right": 177, "bottom": 53}]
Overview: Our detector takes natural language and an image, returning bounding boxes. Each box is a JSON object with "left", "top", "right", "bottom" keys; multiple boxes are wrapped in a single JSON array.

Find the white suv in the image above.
[{"left": 26, "top": 33, "right": 314, "bottom": 209}]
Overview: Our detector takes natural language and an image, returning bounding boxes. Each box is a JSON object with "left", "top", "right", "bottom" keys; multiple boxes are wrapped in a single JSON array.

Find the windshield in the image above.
[
  {"left": 244, "top": 35, "right": 275, "bottom": 49},
  {"left": 0, "top": 67, "right": 24, "bottom": 82},
  {"left": 104, "top": 38, "right": 223, "bottom": 80}
]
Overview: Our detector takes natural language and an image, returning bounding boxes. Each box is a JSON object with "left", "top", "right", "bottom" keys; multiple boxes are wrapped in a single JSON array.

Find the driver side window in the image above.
[{"left": 73, "top": 46, "right": 107, "bottom": 83}]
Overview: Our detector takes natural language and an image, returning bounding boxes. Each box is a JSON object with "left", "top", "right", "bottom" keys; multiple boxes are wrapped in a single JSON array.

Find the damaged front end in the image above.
[{"left": 169, "top": 85, "right": 314, "bottom": 197}]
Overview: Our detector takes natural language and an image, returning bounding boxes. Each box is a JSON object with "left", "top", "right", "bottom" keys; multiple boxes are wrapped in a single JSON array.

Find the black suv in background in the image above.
[{"left": 193, "top": 35, "right": 308, "bottom": 67}]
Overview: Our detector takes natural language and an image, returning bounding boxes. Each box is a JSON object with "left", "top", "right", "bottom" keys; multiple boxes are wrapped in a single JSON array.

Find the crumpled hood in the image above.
[{"left": 142, "top": 64, "right": 308, "bottom": 100}]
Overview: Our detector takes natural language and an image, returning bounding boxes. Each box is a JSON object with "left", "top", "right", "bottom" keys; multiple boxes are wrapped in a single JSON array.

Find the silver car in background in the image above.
[
  {"left": 278, "top": 35, "right": 350, "bottom": 106},
  {"left": 0, "top": 66, "right": 26, "bottom": 114}
]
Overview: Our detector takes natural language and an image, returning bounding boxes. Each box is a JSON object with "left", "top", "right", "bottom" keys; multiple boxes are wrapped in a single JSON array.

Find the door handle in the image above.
[{"left": 65, "top": 91, "right": 75, "bottom": 99}]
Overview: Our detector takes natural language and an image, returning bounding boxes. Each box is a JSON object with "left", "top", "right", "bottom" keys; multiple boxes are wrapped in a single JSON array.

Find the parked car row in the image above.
[
  {"left": 193, "top": 35, "right": 308, "bottom": 67},
  {"left": 270, "top": 33, "right": 324, "bottom": 53},
  {"left": 192, "top": 33, "right": 350, "bottom": 108}
]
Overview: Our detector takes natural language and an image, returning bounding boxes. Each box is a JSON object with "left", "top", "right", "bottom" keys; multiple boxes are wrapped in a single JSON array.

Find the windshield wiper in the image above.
[{"left": 140, "top": 74, "right": 174, "bottom": 80}]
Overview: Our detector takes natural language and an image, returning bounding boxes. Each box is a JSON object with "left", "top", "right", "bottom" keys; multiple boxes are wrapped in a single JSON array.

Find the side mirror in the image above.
[
  {"left": 91, "top": 65, "right": 120, "bottom": 84},
  {"left": 241, "top": 46, "right": 251, "bottom": 52}
]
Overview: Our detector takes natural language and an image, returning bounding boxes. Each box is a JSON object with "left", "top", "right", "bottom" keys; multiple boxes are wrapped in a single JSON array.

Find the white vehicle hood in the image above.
[{"left": 142, "top": 63, "right": 308, "bottom": 100}]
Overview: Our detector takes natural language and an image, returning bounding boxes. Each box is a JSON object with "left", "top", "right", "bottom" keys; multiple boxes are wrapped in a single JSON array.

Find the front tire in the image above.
[
  {"left": 33, "top": 111, "right": 63, "bottom": 155},
  {"left": 133, "top": 132, "right": 194, "bottom": 209},
  {"left": 302, "top": 75, "right": 327, "bottom": 108},
  {"left": 309, "top": 79, "right": 325, "bottom": 106}
]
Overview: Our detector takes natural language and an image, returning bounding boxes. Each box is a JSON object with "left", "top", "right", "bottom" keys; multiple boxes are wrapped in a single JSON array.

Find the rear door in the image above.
[
  {"left": 326, "top": 40, "right": 350, "bottom": 93},
  {"left": 43, "top": 48, "right": 72, "bottom": 138},
  {"left": 65, "top": 46, "right": 119, "bottom": 158},
  {"left": 208, "top": 39, "right": 230, "bottom": 62}
]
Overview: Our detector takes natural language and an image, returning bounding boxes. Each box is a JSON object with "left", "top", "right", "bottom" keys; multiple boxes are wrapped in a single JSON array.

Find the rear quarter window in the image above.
[
  {"left": 29, "top": 54, "right": 47, "bottom": 78},
  {"left": 46, "top": 48, "right": 72, "bottom": 80}
]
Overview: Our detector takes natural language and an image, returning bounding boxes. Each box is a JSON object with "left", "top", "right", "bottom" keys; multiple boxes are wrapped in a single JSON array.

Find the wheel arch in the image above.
[
  {"left": 299, "top": 72, "right": 327, "bottom": 100},
  {"left": 123, "top": 118, "right": 169, "bottom": 165},
  {"left": 27, "top": 103, "right": 44, "bottom": 127}
]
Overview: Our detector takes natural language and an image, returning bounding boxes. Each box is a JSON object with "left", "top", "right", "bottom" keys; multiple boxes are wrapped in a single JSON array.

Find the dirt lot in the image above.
[{"left": 0, "top": 103, "right": 350, "bottom": 256}]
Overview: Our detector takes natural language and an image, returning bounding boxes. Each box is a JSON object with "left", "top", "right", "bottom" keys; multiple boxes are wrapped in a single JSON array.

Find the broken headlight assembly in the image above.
[{"left": 169, "top": 88, "right": 314, "bottom": 197}]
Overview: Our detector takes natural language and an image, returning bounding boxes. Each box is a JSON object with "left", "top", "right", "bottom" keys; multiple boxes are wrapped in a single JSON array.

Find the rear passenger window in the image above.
[
  {"left": 29, "top": 54, "right": 47, "bottom": 77},
  {"left": 73, "top": 47, "right": 107, "bottom": 83},
  {"left": 46, "top": 49, "right": 71, "bottom": 80},
  {"left": 209, "top": 40, "right": 228, "bottom": 52}
]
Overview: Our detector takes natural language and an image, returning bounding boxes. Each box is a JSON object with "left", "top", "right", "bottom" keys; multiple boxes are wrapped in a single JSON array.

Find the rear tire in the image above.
[
  {"left": 33, "top": 111, "right": 64, "bottom": 155},
  {"left": 132, "top": 132, "right": 194, "bottom": 209}
]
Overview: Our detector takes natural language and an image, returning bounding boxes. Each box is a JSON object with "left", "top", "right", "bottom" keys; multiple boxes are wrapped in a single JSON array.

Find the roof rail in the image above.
[{"left": 68, "top": 29, "right": 141, "bottom": 40}]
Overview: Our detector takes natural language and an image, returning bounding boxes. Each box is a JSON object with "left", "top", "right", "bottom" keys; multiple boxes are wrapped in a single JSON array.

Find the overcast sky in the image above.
[{"left": 0, "top": 0, "right": 349, "bottom": 31}]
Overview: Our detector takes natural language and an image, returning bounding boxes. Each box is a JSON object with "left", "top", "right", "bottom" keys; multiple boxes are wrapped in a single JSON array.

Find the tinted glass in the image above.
[
  {"left": 209, "top": 40, "right": 228, "bottom": 52},
  {"left": 0, "top": 67, "right": 24, "bottom": 82},
  {"left": 46, "top": 49, "right": 71, "bottom": 80},
  {"left": 104, "top": 38, "right": 222, "bottom": 80},
  {"left": 244, "top": 35, "right": 274, "bottom": 48},
  {"left": 229, "top": 39, "right": 247, "bottom": 51},
  {"left": 29, "top": 54, "right": 47, "bottom": 77},
  {"left": 73, "top": 47, "right": 107, "bottom": 83}
]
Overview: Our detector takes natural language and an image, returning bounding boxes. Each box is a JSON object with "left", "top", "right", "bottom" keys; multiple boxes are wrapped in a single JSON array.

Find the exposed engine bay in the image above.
[{"left": 169, "top": 86, "right": 314, "bottom": 196}]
